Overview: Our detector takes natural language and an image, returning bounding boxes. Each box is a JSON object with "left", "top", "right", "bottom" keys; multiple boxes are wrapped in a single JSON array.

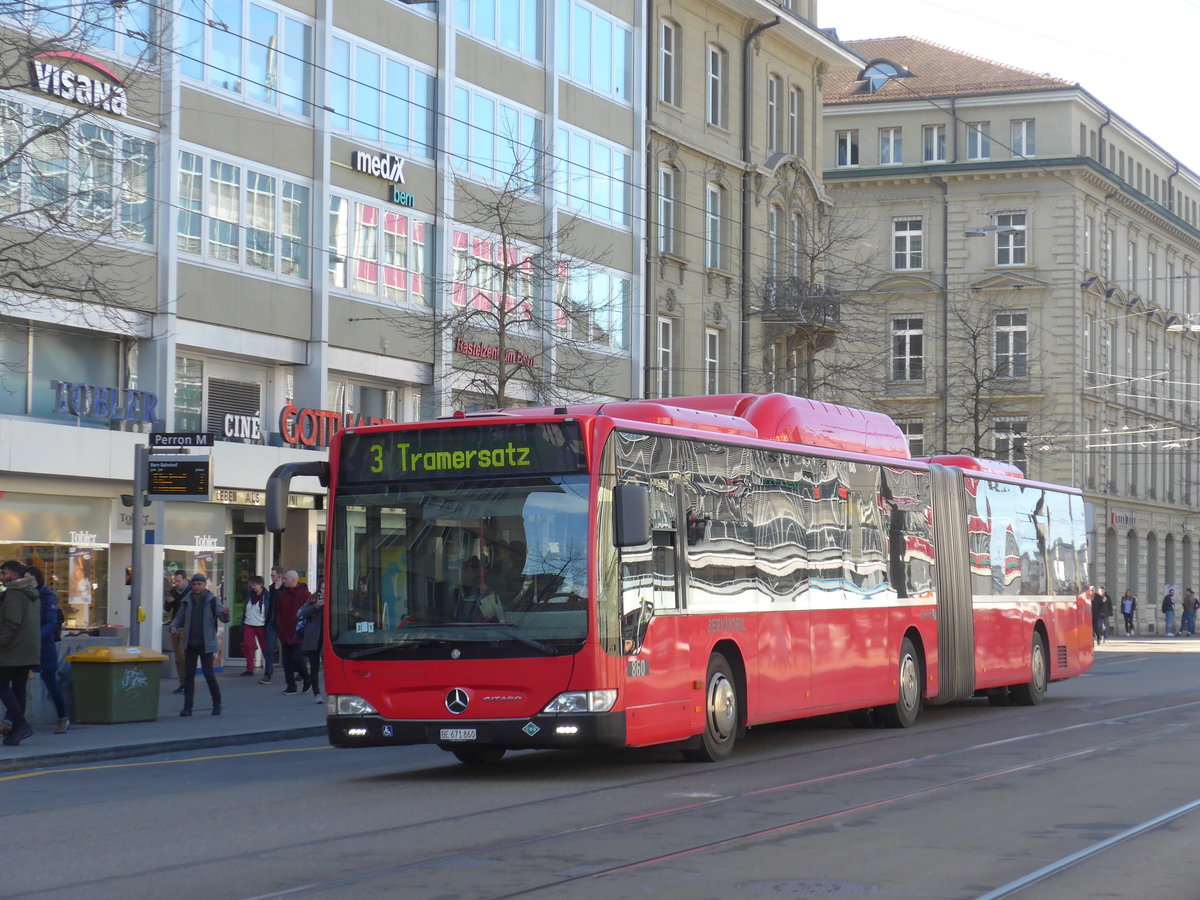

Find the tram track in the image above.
[{"left": 238, "top": 693, "right": 1200, "bottom": 899}]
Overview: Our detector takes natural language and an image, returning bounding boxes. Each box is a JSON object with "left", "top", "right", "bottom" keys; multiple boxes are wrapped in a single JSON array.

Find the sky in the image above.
[{"left": 820, "top": 0, "right": 1200, "bottom": 174}]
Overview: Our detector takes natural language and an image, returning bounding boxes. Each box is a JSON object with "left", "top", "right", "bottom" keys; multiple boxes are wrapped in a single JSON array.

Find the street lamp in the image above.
[
  {"left": 963, "top": 224, "right": 1022, "bottom": 237},
  {"left": 1166, "top": 315, "right": 1200, "bottom": 333}
]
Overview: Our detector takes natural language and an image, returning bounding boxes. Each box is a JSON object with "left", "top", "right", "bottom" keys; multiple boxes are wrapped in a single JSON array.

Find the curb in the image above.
[{"left": 0, "top": 725, "right": 327, "bottom": 774}]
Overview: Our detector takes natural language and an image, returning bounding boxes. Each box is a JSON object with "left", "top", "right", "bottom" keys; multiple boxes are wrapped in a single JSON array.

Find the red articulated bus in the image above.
[{"left": 266, "top": 393, "right": 1093, "bottom": 765}]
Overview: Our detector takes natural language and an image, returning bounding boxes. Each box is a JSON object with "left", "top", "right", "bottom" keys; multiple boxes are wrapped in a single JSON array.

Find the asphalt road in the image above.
[{"left": 6, "top": 639, "right": 1200, "bottom": 900}]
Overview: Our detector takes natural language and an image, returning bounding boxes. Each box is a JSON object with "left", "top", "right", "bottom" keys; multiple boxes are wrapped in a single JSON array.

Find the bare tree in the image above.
[
  {"left": 942, "top": 291, "right": 1045, "bottom": 461},
  {"left": 430, "top": 158, "right": 627, "bottom": 411},
  {"left": 0, "top": 2, "right": 157, "bottom": 331},
  {"left": 750, "top": 170, "right": 892, "bottom": 404}
]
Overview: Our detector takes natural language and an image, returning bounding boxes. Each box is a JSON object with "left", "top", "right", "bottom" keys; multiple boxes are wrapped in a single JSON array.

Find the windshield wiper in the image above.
[
  {"left": 450, "top": 622, "right": 560, "bottom": 656},
  {"left": 344, "top": 638, "right": 451, "bottom": 659}
]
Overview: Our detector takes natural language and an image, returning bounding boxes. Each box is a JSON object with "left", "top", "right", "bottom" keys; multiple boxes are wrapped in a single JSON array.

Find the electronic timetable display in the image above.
[{"left": 338, "top": 422, "right": 588, "bottom": 485}]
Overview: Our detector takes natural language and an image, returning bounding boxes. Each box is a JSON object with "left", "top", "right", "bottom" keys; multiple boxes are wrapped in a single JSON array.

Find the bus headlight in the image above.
[
  {"left": 329, "top": 695, "right": 378, "bottom": 716},
  {"left": 542, "top": 690, "right": 617, "bottom": 713}
]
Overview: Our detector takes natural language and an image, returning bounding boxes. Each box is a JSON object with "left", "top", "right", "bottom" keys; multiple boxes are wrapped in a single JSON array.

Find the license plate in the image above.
[{"left": 440, "top": 728, "right": 477, "bottom": 742}]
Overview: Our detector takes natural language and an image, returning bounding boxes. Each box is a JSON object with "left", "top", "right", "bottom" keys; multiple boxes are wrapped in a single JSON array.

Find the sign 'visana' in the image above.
[{"left": 29, "top": 52, "right": 128, "bottom": 117}]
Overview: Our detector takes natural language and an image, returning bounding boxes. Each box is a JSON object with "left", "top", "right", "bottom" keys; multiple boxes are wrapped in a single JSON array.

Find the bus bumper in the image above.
[{"left": 326, "top": 712, "right": 627, "bottom": 749}]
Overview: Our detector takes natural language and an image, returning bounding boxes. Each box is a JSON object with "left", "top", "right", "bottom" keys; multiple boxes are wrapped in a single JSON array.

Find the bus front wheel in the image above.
[
  {"left": 878, "top": 637, "right": 922, "bottom": 728},
  {"left": 682, "top": 653, "right": 738, "bottom": 762}
]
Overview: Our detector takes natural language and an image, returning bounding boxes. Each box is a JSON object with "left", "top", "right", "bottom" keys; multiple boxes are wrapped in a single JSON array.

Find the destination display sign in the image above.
[
  {"left": 147, "top": 456, "right": 212, "bottom": 500},
  {"left": 338, "top": 423, "right": 587, "bottom": 485}
]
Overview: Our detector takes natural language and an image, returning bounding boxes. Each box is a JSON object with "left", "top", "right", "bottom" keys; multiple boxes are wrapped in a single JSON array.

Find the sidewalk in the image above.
[{"left": 0, "top": 666, "right": 327, "bottom": 774}]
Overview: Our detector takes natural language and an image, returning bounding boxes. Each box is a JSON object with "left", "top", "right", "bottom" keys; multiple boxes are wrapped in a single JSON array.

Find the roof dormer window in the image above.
[{"left": 858, "top": 59, "right": 910, "bottom": 93}]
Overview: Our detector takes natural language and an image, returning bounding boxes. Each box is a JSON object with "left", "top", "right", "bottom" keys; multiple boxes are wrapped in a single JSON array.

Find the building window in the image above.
[
  {"left": 328, "top": 36, "right": 435, "bottom": 157},
  {"left": 994, "top": 419, "right": 1028, "bottom": 471},
  {"left": 1084, "top": 216, "right": 1094, "bottom": 271},
  {"left": 767, "top": 74, "right": 782, "bottom": 153},
  {"left": 175, "top": 356, "right": 204, "bottom": 433},
  {"left": 6, "top": 0, "right": 154, "bottom": 59},
  {"left": 705, "top": 182, "right": 725, "bottom": 269},
  {"left": 2, "top": 102, "right": 155, "bottom": 243},
  {"left": 967, "top": 122, "right": 990, "bottom": 160},
  {"left": 788, "top": 86, "right": 803, "bottom": 156},
  {"left": 179, "top": 0, "right": 312, "bottom": 116},
  {"left": 995, "top": 211, "right": 1026, "bottom": 265},
  {"left": 659, "top": 19, "right": 680, "bottom": 106},
  {"left": 1148, "top": 251, "right": 1158, "bottom": 302},
  {"left": 705, "top": 328, "right": 720, "bottom": 394},
  {"left": 328, "top": 378, "right": 399, "bottom": 424},
  {"left": 1011, "top": 119, "right": 1035, "bottom": 157},
  {"left": 879, "top": 126, "right": 902, "bottom": 165},
  {"left": 893, "top": 217, "right": 923, "bottom": 270},
  {"left": 706, "top": 44, "right": 728, "bottom": 127},
  {"left": 177, "top": 149, "right": 310, "bottom": 278},
  {"left": 995, "top": 312, "right": 1028, "bottom": 378},
  {"left": 836, "top": 130, "right": 859, "bottom": 167},
  {"left": 457, "top": 0, "right": 543, "bottom": 62},
  {"left": 922, "top": 124, "right": 946, "bottom": 162},
  {"left": 767, "top": 205, "right": 781, "bottom": 278},
  {"left": 555, "top": 124, "right": 631, "bottom": 226},
  {"left": 896, "top": 418, "right": 925, "bottom": 457},
  {"left": 657, "top": 165, "right": 678, "bottom": 255},
  {"left": 657, "top": 317, "right": 673, "bottom": 398},
  {"left": 555, "top": 0, "right": 632, "bottom": 101},
  {"left": 790, "top": 212, "right": 804, "bottom": 277},
  {"left": 454, "top": 85, "right": 543, "bottom": 190},
  {"left": 329, "top": 195, "right": 431, "bottom": 305},
  {"left": 558, "top": 265, "right": 630, "bottom": 350},
  {"left": 891, "top": 317, "right": 924, "bottom": 381}
]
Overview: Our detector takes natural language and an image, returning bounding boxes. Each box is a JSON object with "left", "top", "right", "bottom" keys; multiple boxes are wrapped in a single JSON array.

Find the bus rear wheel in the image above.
[
  {"left": 450, "top": 745, "right": 507, "bottom": 765},
  {"left": 878, "top": 637, "right": 922, "bottom": 728},
  {"left": 682, "top": 653, "right": 738, "bottom": 762},
  {"left": 1010, "top": 632, "right": 1048, "bottom": 706}
]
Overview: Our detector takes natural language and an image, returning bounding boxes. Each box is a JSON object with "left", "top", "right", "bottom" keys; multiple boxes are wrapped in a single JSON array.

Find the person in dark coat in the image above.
[
  {"left": 299, "top": 580, "right": 325, "bottom": 704},
  {"left": 275, "top": 570, "right": 311, "bottom": 695},
  {"left": 0, "top": 560, "right": 41, "bottom": 745},
  {"left": 257, "top": 566, "right": 283, "bottom": 685},
  {"left": 168, "top": 573, "right": 230, "bottom": 716},
  {"left": 27, "top": 566, "right": 69, "bottom": 733},
  {"left": 164, "top": 570, "right": 190, "bottom": 694}
]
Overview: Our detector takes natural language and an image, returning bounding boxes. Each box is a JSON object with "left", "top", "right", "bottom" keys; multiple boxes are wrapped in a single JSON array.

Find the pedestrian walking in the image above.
[
  {"left": 1182, "top": 588, "right": 1197, "bottom": 636},
  {"left": 1162, "top": 588, "right": 1177, "bottom": 636},
  {"left": 299, "top": 581, "right": 324, "bottom": 704},
  {"left": 241, "top": 575, "right": 269, "bottom": 676},
  {"left": 0, "top": 560, "right": 40, "bottom": 746},
  {"left": 1121, "top": 589, "right": 1137, "bottom": 635},
  {"left": 169, "top": 573, "right": 230, "bottom": 716},
  {"left": 275, "top": 570, "right": 311, "bottom": 695},
  {"left": 1091, "top": 585, "right": 1104, "bottom": 647},
  {"left": 164, "top": 570, "right": 189, "bottom": 694},
  {"left": 258, "top": 566, "right": 283, "bottom": 685},
  {"left": 27, "top": 566, "right": 68, "bottom": 733},
  {"left": 1096, "top": 586, "right": 1114, "bottom": 641}
]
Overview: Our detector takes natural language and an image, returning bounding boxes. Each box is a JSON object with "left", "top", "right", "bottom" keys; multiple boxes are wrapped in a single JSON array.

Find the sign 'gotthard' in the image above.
[
  {"left": 29, "top": 52, "right": 128, "bottom": 116},
  {"left": 279, "top": 403, "right": 396, "bottom": 449}
]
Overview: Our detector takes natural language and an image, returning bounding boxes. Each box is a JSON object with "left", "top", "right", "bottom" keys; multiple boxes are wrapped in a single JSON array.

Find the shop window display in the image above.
[{"left": 0, "top": 543, "right": 108, "bottom": 630}]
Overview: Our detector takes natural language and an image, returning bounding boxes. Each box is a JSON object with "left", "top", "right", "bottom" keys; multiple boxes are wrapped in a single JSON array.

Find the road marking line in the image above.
[{"left": 0, "top": 744, "right": 328, "bottom": 782}]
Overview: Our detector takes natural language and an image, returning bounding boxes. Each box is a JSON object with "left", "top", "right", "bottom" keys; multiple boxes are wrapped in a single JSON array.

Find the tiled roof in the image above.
[{"left": 825, "top": 36, "right": 1076, "bottom": 104}]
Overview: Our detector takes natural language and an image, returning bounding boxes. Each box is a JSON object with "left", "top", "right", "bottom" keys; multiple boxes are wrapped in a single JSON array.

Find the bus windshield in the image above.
[{"left": 329, "top": 475, "right": 591, "bottom": 660}]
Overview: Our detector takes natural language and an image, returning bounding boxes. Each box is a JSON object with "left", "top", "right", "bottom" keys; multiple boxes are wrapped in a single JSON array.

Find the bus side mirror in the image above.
[
  {"left": 613, "top": 483, "right": 651, "bottom": 547},
  {"left": 266, "top": 461, "right": 329, "bottom": 533}
]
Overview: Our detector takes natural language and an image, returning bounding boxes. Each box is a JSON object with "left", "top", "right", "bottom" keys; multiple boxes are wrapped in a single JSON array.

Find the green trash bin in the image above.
[{"left": 66, "top": 646, "right": 169, "bottom": 724}]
